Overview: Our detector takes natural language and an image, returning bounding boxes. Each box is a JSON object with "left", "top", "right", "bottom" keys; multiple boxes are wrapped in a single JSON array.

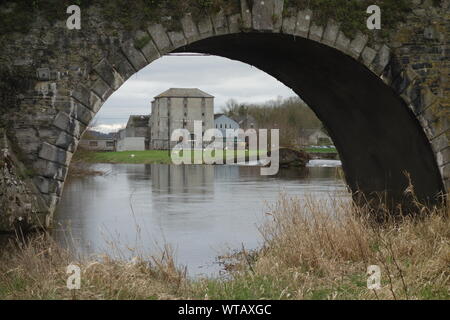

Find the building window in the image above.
[
  {"left": 220, "top": 124, "right": 222, "bottom": 128},
  {"left": 183, "top": 98, "right": 188, "bottom": 108},
  {"left": 202, "top": 112, "right": 205, "bottom": 117},
  {"left": 106, "top": 141, "right": 114, "bottom": 147},
  {"left": 89, "top": 141, "right": 98, "bottom": 147},
  {"left": 184, "top": 112, "right": 187, "bottom": 117}
]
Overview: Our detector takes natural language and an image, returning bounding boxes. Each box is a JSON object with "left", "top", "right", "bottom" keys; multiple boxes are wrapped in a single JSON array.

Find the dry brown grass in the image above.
[
  {"left": 219, "top": 194, "right": 449, "bottom": 300},
  {"left": 0, "top": 235, "right": 190, "bottom": 300},
  {"left": 0, "top": 193, "right": 448, "bottom": 300}
]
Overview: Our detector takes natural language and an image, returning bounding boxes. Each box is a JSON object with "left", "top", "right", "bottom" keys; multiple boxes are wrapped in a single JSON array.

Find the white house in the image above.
[
  {"left": 214, "top": 114, "right": 240, "bottom": 137},
  {"left": 116, "top": 115, "right": 150, "bottom": 151}
]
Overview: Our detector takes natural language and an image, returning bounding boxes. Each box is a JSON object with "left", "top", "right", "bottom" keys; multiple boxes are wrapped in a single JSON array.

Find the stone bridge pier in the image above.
[{"left": 0, "top": 0, "right": 448, "bottom": 232}]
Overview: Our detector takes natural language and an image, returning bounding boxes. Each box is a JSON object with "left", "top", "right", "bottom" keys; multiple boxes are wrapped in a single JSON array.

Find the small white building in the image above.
[
  {"left": 213, "top": 114, "right": 246, "bottom": 149},
  {"left": 214, "top": 114, "right": 240, "bottom": 137},
  {"left": 116, "top": 115, "right": 150, "bottom": 151},
  {"left": 79, "top": 138, "right": 116, "bottom": 151}
]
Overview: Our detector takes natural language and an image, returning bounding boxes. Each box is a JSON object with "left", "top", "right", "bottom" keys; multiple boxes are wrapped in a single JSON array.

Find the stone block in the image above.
[
  {"left": 430, "top": 133, "right": 449, "bottom": 155},
  {"left": 372, "top": 45, "right": 391, "bottom": 75},
  {"left": 33, "top": 159, "right": 68, "bottom": 181},
  {"left": 93, "top": 59, "right": 123, "bottom": 90},
  {"left": 38, "top": 142, "right": 72, "bottom": 166},
  {"left": 240, "top": 0, "right": 252, "bottom": 29},
  {"left": 121, "top": 40, "right": 148, "bottom": 70},
  {"left": 89, "top": 93, "right": 103, "bottom": 113},
  {"left": 252, "top": 0, "right": 283, "bottom": 32},
  {"left": 167, "top": 31, "right": 187, "bottom": 48},
  {"left": 441, "top": 163, "right": 450, "bottom": 182},
  {"left": 349, "top": 32, "right": 368, "bottom": 59},
  {"left": 34, "top": 176, "right": 50, "bottom": 194},
  {"left": 273, "top": 0, "right": 284, "bottom": 32},
  {"left": 197, "top": 17, "right": 214, "bottom": 38},
  {"left": 391, "top": 67, "right": 417, "bottom": 95},
  {"left": 212, "top": 10, "right": 228, "bottom": 35},
  {"left": 228, "top": 14, "right": 242, "bottom": 33},
  {"left": 281, "top": 12, "right": 297, "bottom": 34},
  {"left": 361, "top": 46, "right": 377, "bottom": 68},
  {"left": 53, "top": 112, "right": 85, "bottom": 139},
  {"left": 308, "top": 24, "right": 323, "bottom": 42},
  {"left": 148, "top": 24, "right": 173, "bottom": 53},
  {"left": 181, "top": 14, "right": 200, "bottom": 43},
  {"left": 91, "top": 78, "right": 114, "bottom": 101},
  {"left": 108, "top": 53, "right": 135, "bottom": 82},
  {"left": 55, "top": 131, "right": 78, "bottom": 153},
  {"left": 71, "top": 84, "right": 90, "bottom": 107},
  {"left": 322, "top": 20, "right": 340, "bottom": 47},
  {"left": 71, "top": 101, "right": 95, "bottom": 125},
  {"left": 295, "top": 9, "right": 312, "bottom": 38},
  {"left": 334, "top": 31, "right": 350, "bottom": 52}
]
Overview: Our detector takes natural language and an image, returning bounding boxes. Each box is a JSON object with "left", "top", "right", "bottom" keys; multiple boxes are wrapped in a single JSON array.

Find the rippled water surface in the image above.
[{"left": 54, "top": 161, "right": 347, "bottom": 277}]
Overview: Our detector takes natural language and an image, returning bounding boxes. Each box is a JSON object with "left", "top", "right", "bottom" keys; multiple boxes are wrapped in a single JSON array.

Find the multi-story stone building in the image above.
[{"left": 150, "top": 88, "right": 214, "bottom": 150}]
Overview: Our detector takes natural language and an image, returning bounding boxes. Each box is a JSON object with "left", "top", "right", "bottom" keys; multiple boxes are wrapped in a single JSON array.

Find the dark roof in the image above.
[
  {"left": 126, "top": 115, "right": 150, "bottom": 128},
  {"left": 155, "top": 88, "right": 214, "bottom": 99}
]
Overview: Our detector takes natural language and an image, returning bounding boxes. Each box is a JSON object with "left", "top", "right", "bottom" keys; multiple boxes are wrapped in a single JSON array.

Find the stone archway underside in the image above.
[
  {"left": 176, "top": 33, "right": 444, "bottom": 206},
  {"left": 0, "top": 0, "right": 448, "bottom": 232}
]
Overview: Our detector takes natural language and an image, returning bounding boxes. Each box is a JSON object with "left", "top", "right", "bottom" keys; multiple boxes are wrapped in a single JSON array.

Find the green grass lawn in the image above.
[
  {"left": 74, "top": 149, "right": 266, "bottom": 165},
  {"left": 74, "top": 147, "right": 337, "bottom": 165},
  {"left": 305, "top": 147, "right": 337, "bottom": 153}
]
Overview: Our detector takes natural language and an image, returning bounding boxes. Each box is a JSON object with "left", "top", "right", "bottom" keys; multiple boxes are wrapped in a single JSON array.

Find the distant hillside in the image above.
[{"left": 82, "top": 130, "right": 116, "bottom": 140}]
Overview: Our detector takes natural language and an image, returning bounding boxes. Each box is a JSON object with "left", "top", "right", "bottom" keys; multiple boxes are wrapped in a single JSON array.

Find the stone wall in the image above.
[{"left": 0, "top": 0, "right": 448, "bottom": 231}]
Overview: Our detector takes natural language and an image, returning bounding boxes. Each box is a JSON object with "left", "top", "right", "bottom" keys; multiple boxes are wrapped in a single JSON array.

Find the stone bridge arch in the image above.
[{"left": 0, "top": 0, "right": 448, "bottom": 232}]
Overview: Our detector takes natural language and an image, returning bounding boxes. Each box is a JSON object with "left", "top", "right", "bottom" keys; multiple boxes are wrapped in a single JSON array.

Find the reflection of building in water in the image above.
[
  {"left": 124, "top": 164, "right": 152, "bottom": 181},
  {"left": 151, "top": 164, "right": 214, "bottom": 197}
]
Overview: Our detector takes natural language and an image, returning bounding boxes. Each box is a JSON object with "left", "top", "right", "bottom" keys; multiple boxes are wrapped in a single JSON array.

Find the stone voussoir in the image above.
[
  {"left": 322, "top": 19, "right": 340, "bottom": 47},
  {"left": 52, "top": 111, "right": 86, "bottom": 139},
  {"left": 240, "top": 0, "right": 252, "bottom": 30},
  {"left": 252, "top": 0, "right": 284, "bottom": 32},
  {"left": 348, "top": 31, "right": 368, "bottom": 60},
  {"left": 181, "top": 14, "right": 200, "bottom": 43},
  {"left": 212, "top": 10, "right": 229, "bottom": 35},
  {"left": 93, "top": 58, "right": 124, "bottom": 91},
  {"left": 148, "top": 24, "right": 174, "bottom": 54},
  {"left": 121, "top": 39, "right": 148, "bottom": 71},
  {"left": 38, "top": 142, "right": 73, "bottom": 167},
  {"left": 295, "top": 9, "right": 312, "bottom": 38}
]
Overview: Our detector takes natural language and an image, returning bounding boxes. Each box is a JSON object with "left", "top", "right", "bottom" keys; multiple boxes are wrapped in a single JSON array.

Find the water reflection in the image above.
[{"left": 54, "top": 162, "right": 347, "bottom": 277}]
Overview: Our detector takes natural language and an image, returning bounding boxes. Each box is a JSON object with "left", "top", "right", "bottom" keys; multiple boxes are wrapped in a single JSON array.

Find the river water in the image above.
[{"left": 54, "top": 160, "right": 347, "bottom": 277}]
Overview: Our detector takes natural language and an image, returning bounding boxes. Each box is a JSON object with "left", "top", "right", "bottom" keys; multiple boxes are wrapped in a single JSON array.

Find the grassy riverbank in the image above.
[
  {"left": 73, "top": 149, "right": 268, "bottom": 165},
  {"left": 0, "top": 195, "right": 448, "bottom": 300},
  {"left": 73, "top": 148, "right": 336, "bottom": 165}
]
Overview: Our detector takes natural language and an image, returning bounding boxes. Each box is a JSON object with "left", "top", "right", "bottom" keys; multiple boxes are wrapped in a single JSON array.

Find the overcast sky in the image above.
[{"left": 93, "top": 54, "right": 296, "bottom": 133}]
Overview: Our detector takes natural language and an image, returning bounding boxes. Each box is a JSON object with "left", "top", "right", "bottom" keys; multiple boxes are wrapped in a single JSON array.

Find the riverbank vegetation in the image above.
[
  {"left": 223, "top": 97, "right": 325, "bottom": 148},
  {"left": 72, "top": 149, "right": 303, "bottom": 165},
  {"left": 0, "top": 194, "right": 448, "bottom": 300}
]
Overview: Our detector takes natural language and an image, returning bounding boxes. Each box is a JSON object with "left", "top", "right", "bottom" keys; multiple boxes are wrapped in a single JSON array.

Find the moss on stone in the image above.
[
  {"left": 0, "top": 0, "right": 415, "bottom": 40},
  {"left": 134, "top": 35, "right": 151, "bottom": 50},
  {"left": 284, "top": 0, "right": 412, "bottom": 40},
  {"left": 0, "top": 0, "right": 242, "bottom": 36}
]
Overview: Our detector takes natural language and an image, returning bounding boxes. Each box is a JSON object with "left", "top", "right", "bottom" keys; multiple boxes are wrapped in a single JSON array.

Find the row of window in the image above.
[
  {"left": 216, "top": 123, "right": 234, "bottom": 129},
  {"left": 88, "top": 141, "right": 115, "bottom": 147}
]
